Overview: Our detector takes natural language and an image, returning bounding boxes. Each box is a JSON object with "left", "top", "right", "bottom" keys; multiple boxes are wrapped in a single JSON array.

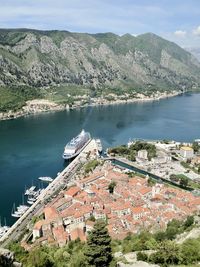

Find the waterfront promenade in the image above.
[{"left": 0, "top": 139, "right": 97, "bottom": 247}]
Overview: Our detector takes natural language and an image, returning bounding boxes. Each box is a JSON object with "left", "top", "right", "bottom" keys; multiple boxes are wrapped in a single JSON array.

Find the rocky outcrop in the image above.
[
  {"left": 117, "top": 262, "right": 160, "bottom": 267},
  {"left": 115, "top": 251, "right": 159, "bottom": 267},
  {"left": 0, "top": 248, "right": 22, "bottom": 267},
  {"left": 176, "top": 226, "right": 200, "bottom": 244},
  {"left": 0, "top": 29, "right": 199, "bottom": 91}
]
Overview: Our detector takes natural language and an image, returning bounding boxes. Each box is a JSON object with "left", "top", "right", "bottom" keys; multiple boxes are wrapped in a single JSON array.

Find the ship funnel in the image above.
[{"left": 80, "top": 129, "right": 85, "bottom": 135}]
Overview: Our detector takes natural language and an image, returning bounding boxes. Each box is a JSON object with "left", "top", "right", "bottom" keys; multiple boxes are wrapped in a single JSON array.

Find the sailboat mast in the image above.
[{"left": 22, "top": 194, "right": 24, "bottom": 205}]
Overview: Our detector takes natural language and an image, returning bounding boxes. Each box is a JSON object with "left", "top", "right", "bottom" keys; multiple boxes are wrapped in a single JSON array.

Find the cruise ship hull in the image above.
[
  {"left": 63, "top": 130, "right": 91, "bottom": 160},
  {"left": 63, "top": 138, "right": 91, "bottom": 160}
]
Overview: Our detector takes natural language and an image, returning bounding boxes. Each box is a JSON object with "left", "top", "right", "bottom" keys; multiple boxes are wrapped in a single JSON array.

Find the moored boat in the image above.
[
  {"left": 96, "top": 138, "right": 102, "bottom": 153},
  {"left": 25, "top": 186, "right": 36, "bottom": 195},
  {"left": 38, "top": 176, "right": 53, "bottom": 183},
  {"left": 0, "top": 218, "right": 10, "bottom": 238}
]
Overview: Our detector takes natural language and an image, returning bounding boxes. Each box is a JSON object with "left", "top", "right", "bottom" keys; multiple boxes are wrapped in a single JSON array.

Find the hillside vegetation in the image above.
[{"left": 6, "top": 216, "right": 200, "bottom": 267}]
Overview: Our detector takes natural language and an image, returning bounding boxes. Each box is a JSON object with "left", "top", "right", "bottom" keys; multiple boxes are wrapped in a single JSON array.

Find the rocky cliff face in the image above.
[
  {"left": 0, "top": 248, "right": 21, "bottom": 267},
  {"left": 0, "top": 29, "right": 200, "bottom": 92},
  {"left": 186, "top": 47, "right": 200, "bottom": 62}
]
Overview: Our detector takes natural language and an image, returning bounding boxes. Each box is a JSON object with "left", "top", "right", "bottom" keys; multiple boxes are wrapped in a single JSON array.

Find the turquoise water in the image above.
[{"left": 0, "top": 92, "right": 200, "bottom": 225}]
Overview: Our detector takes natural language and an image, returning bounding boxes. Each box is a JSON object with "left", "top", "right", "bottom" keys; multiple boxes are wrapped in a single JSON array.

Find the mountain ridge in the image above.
[{"left": 0, "top": 28, "right": 200, "bottom": 112}]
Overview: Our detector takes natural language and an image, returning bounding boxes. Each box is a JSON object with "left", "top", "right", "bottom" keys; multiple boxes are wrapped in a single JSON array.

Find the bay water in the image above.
[{"left": 0, "top": 92, "right": 200, "bottom": 225}]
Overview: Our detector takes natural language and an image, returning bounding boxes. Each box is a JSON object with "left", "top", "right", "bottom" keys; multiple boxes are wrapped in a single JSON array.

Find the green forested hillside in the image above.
[{"left": 6, "top": 217, "right": 200, "bottom": 267}]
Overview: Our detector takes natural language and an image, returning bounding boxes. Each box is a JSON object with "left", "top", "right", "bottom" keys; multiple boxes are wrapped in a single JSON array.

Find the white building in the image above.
[
  {"left": 194, "top": 139, "right": 200, "bottom": 145},
  {"left": 180, "top": 146, "right": 194, "bottom": 159},
  {"left": 155, "top": 142, "right": 179, "bottom": 151},
  {"left": 137, "top": 150, "right": 148, "bottom": 160},
  {"left": 151, "top": 156, "right": 171, "bottom": 164}
]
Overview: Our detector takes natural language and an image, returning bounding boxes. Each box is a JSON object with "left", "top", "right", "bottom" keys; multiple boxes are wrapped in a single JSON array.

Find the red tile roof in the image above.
[
  {"left": 70, "top": 228, "right": 86, "bottom": 241},
  {"left": 44, "top": 207, "right": 58, "bottom": 220},
  {"left": 64, "top": 186, "right": 81, "bottom": 197},
  {"left": 52, "top": 225, "right": 68, "bottom": 243},
  {"left": 139, "top": 187, "right": 152, "bottom": 195},
  {"left": 33, "top": 220, "right": 45, "bottom": 230}
]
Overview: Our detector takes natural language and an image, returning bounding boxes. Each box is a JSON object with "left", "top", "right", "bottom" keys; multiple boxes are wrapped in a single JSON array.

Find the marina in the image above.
[
  {"left": 0, "top": 138, "right": 96, "bottom": 246},
  {"left": 9, "top": 184, "right": 46, "bottom": 223},
  {"left": 0, "top": 134, "right": 96, "bottom": 240}
]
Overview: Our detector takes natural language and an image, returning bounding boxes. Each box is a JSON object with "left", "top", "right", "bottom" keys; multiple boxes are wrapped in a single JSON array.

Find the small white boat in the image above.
[
  {"left": 25, "top": 186, "right": 36, "bottom": 195},
  {"left": 27, "top": 199, "right": 35, "bottom": 205},
  {"left": 0, "top": 226, "right": 10, "bottom": 237},
  {"left": 17, "top": 205, "right": 29, "bottom": 213},
  {"left": 96, "top": 139, "right": 102, "bottom": 153},
  {"left": 11, "top": 204, "right": 21, "bottom": 218},
  {"left": 11, "top": 213, "right": 21, "bottom": 218},
  {"left": 38, "top": 176, "right": 53, "bottom": 183},
  {"left": 11, "top": 199, "right": 29, "bottom": 218},
  {"left": 27, "top": 188, "right": 44, "bottom": 205},
  {"left": 0, "top": 218, "right": 10, "bottom": 238}
]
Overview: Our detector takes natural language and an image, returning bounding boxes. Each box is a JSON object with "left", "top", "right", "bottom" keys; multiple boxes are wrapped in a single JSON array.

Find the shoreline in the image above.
[{"left": 0, "top": 90, "right": 182, "bottom": 121}]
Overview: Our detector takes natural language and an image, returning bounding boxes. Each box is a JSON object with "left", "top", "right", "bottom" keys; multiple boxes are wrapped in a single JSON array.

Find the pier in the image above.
[{"left": 0, "top": 139, "right": 97, "bottom": 247}]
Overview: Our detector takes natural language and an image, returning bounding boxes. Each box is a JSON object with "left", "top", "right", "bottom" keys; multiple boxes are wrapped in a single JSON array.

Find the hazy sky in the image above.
[{"left": 0, "top": 0, "right": 200, "bottom": 47}]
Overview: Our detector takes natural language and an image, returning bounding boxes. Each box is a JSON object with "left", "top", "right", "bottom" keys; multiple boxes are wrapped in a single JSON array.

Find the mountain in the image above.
[
  {"left": 0, "top": 28, "right": 200, "bottom": 112},
  {"left": 185, "top": 47, "right": 200, "bottom": 62}
]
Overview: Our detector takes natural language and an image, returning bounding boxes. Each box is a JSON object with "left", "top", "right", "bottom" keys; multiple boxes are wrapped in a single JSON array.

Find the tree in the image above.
[
  {"left": 108, "top": 181, "right": 116, "bottom": 194},
  {"left": 149, "top": 240, "right": 181, "bottom": 266},
  {"left": 84, "top": 220, "right": 112, "bottom": 267},
  {"left": 85, "top": 160, "right": 99, "bottom": 174},
  {"left": 198, "top": 165, "right": 200, "bottom": 174},
  {"left": 170, "top": 174, "right": 179, "bottom": 183},
  {"left": 154, "top": 231, "right": 166, "bottom": 242},
  {"left": 165, "top": 219, "right": 182, "bottom": 240},
  {"left": 25, "top": 247, "right": 54, "bottom": 267},
  {"left": 192, "top": 142, "right": 200, "bottom": 153},
  {"left": 8, "top": 241, "right": 28, "bottom": 263},
  {"left": 179, "top": 176, "right": 189, "bottom": 187},
  {"left": 167, "top": 219, "right": 182, "bottom": 229},
  {"left": 181, "top": 238, "right": 200, "bottom": 265},
  {"left": 137, "top": 251, "right": 148, "bottom": 261},
  {"left": 165, "top": 226, "right": 177, "bottom": 240},
  {"left": 147, "top": 177, "right": 156, "bottom": 186},
  {"left": 128, "top": 151, "right": 136, "bottom": 161},
  {"left": 88, "top": 215, "right": 96, "bottom": 222},
  {"left": 184, "top": 215, "right": 194, "bottom": 229}
]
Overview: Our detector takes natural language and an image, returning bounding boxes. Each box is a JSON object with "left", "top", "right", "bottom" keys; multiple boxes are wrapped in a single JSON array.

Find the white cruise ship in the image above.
[{"left": 63, "top": 130, "right": 91, "bottom": 160}]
